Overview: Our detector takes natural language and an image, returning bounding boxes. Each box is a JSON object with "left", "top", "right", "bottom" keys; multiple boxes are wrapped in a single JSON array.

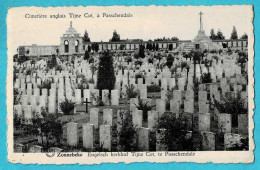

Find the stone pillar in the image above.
[
  {"left": 156, "top": 99, "right": 166, "bottom": 116},
  {"left": 75, "top": 89, "right": 82, "bottom": 104},
  {"left": 148, "top": 110, "right": 159, "bottom": 131},
  {"left": 33, "top": 145, "right": 43, "bottom": 153},
  {"left": 130, "top": 98, "right": 139, "bottom": 112},
  {"left": 138, "top": 127, "right": 150, "bottom": 151},
  {"left": 161, "top": 78, "right": 167, "bottom": 90},
  {"left": 201, "top": 132, "right": 215, "bottom": 151},
  {"left": 48, "top": 95, "right": 56, "bottom": 114},
  {"left": 14, "top": 105, "right": 22, "bottom": 116},
  {"left": 90, "top": 108, "right": 100, "bottom": 129},
  {"left": 42, "top": 88, "right": 48, "bottom": 97},
  {"left": 24, "top": 105, "right": 32, "bottom": 124},
  {"left": 82, "top": 123, "right": 94, "bottom": 150},
  {"left": 198, "top": 102, "right": 209, "bottom": 113},
  {"left": 198, "top": 91, "right": 208, "bottom": 102},
  {"left": 173, "top": 90, "right": 182, "bottom": 102},
  {"left": 178, "top": 77, "right": 185, "bottom": 91},
  {"left": 140, "top": 84, "right": 147, "bottom": 99},
  {"left": 67, "top": 122, "right": 79, "bottom": 146},
  {"left": 224, "top": 133, "right": 242, "bottom": 150},
  {"left": 83, "top": 89, "right": 90, "bottom": 102},
  {"left": 168, "top": 78, "right": 176, "bottom": 90},
  {"left": 218, "top": 113, "right": 232, "bottom": 133},
  {"left": 198, "top": 113, "right": 211, "bottom": 132},
  {"left": 103, "top": 108, "right": 113, "bottom": 126},
  {"left": 100, "top": 125, "right": 112, "bottom": 151},
  {"left": 160, "top": 90, "right": 167, "bottom": 101},
  {"left": 238, "top": 114, "right": 248, "bottom": 136},
  {"left": 39, "top": 95, "right": 47, "bottom": 108},
  {"left": 111, "top": 90, "right": 119, "bottom": 106},
  {"left": 102, "top": 90, "right": 110, "bottom": 105},
  {"left": 170, "top": 99, "right": 180, "bottom": 116},
  {"left": 184, "top": 100, "right": 194, "bottom": 113},
  {"left": 132, "top": 110, "right": 143, "bottom": 128}
]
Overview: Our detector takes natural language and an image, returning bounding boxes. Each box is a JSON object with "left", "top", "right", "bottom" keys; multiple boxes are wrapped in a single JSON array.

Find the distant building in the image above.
[{"left": 18, "top": 21, "right": 248, "bottom": 57}]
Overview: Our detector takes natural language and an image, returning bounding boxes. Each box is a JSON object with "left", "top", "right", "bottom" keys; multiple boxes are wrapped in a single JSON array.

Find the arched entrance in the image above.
[
  {"left": 75, "top": 40, "right": 79, "bottom": 53},
  {"left": 64, "top": 40, "right": 69, "bottom": 53},
  {"left": 168, "top": 44, "right": 173, "bottom": 51}
]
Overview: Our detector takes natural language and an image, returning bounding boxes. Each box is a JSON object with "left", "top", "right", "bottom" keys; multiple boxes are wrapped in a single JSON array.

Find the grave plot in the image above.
[{"left": 13, "top": 48, "right": 249, "bottom": 153}]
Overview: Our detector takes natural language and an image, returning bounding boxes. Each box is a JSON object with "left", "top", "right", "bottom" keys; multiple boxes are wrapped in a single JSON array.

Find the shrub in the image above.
[
  {"left": 97, "top": 50, "right": 116, "bottom": 90},
  {"left": 88, "top": 78, "right": 95, "bottom": 84},
  {"left": 84, "top": 50, "right": 90, "bottom": 60},
  {"left": 154, "top": 53, "right": 162, "bottom": 61},
  {"left": 17, "top": 55, "right": 29, "bottom": 65},
  {"left": 125, "top": 84, "right": 138, "bottom": 99},
  {"left": 212, "top": 55, "right": 219, "bottom": 63},
  {"left": 227, "top": 48, "right": 233, "bottom": 55},
  {"left": 166, "top": 54, "right": 174, "bottom": 68},
  {"left": 210, "top": 49, "right": 217, "bottom": 54},
  {"left": 166, "top": 91, "right": 173, "bottom": 110},
  {"left": 13, "top": 88, "right": 22, "bottom": 105},
  {"left": 135, "top": 73, "right": 144, "bottom": 80},
  {"left": 148, "top": 57, "right": 153, "bottom": 64},
  {"left": 201, "top": 73, "right": 212, "bottom": 84},
  {"left": 125, "top": 56, "right": 132, "bottom": 63},
  {"left": 14, "top": 110, "right": 23, "bottom": 129},
  {"left": 90, "top": 92, "right": 104, "bottom": 106},
  {"left": 89, "top": 57, "right": 94, "bottom": 64},
  {"left": 38, "top": 79, "right": 52, "bottom": 89},
  {"left": 55, "top": 65, "right": 63, "bottom": 72},
  {"left": 181, "top": 61, "right": 188, "bottom": 71},
  {"left": 147, "top": 84, "right": 161, "bottom": 93},
  {"left": 21, "top": 108, "right": 63, "bottom": 148},
  {"left": 134, "top": 98, "right": 155, "bottom": 121},
  {"left": 59, "top": 99, "right": 76, "bottom": 115},
  {"left": 156, "top": 112, "right": 193, "bottom": 151},
  {"left": 226, "top": 137, "right": 249, "bottom": 151},
  {"left": 214, "top": 93, "right": 247, "bottom": 127},
  {"left": 134, "top": 60, "right": 143, "bottom": 66},
  {"left": 118, "top": 110, "right": 137, "bottom": 151}
]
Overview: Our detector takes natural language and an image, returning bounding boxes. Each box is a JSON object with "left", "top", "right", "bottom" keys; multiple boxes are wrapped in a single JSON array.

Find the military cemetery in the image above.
[{"left": 12, "top": 12, "right": 249, "bottom": 153}]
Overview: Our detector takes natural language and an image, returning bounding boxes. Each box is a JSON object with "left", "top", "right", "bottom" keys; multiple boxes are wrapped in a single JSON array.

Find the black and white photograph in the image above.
[{"left": 7, "top": 5, "right": 254, "bottom": 164}]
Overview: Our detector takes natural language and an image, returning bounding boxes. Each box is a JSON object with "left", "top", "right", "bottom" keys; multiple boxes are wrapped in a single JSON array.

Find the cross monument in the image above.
[{"left": 199, "top": 11, "right": 203, "bottom": 31}]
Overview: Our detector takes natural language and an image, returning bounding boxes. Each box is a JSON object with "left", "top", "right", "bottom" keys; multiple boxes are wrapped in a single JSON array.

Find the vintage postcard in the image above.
[{"left": 6, "top": 5, "right": 254, "bottom": 164}]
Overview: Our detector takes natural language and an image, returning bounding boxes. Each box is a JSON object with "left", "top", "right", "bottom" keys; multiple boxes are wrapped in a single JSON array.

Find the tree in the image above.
[
  {"left": 230, "top": 26, "right": 238, "bottom": 40},
  {"left": 110, "top": 30, "right": 120, "bottom": 42},
  {"left": 201, "top": 73, "right": 212, "bottom": 84},
  {"left": 118, "top": 110, "right": 137, "bottom": 151},
  {"left": 171, "top": 37, "right": 179, "bottom": 41},
  {"left": 156, "top": 112, "right": 193, "bottom": 151},
  {"left": 138, "top": 44, "right": 145, "bottom": 58},
  {"left": 97, "top": 50, "right": 116, "bottom": 90},
  {"left": 166, "top": 54, "right": 174, "bottom": 68},
  {"left": 23, "top": 108, "right": 63, "bottom": 148},
  {"left": 214, "top": 93, "right": 248, "bottom": 127},
  {"left": 241, "top": 33, "right": 248, "bottom": 40},
  {"left": 216, "top": 29, "right": 225, "bottom": 40},
  {"left": 94, "top": 43, "right": 99, "bottom": 52},
  {"left": 155, "top": 44, "right": 159, "bottom": 51},
  {"left": 82, "top": 30, "right": 91, "bottom": 43},
  {"left": 84, "top": 50, "right": 90, "bottom": 60},
  {"left": 56, "top": 48, "right": 59, "bottom": 56},
  {"left": 209, "top": 29, "right": 217, "bottom": 40},
  {"left": 119, "top": 44, "right": 125, "bottom": 50},
  {"left": 87, "top": 45, "right": 91, "bottom": 52}
]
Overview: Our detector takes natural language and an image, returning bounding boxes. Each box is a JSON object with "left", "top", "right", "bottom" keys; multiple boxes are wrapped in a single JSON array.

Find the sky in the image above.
[{"left": 7, "top": 5, "right": 253, "bottom": 54}]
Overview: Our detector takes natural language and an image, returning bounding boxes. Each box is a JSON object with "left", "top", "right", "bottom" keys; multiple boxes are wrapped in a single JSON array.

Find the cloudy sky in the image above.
[{"left": 7, "top": 5, "right": 253, "bottom": 54}]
